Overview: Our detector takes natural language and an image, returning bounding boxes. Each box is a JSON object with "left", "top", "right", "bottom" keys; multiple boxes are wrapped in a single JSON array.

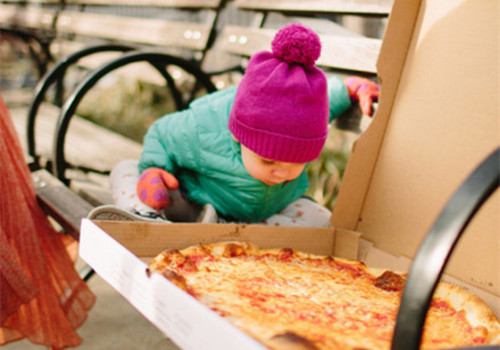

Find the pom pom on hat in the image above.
[
  {"left": 228, "top": 23, "right": 329, "bottom": 164},
  {"left": 271, "top": 23, "right": 321, "bottom": 67}
]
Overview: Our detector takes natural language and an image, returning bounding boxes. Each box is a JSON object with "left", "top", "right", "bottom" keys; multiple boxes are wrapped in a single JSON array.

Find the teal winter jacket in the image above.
[{"left": 138, "top": 76, "right": 351, "bottom": 222}]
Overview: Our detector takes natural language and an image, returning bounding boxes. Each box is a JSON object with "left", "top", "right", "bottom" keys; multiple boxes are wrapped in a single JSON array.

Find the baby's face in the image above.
[{"left": 240, "top": 144, "right": 307, "bottom": 186}]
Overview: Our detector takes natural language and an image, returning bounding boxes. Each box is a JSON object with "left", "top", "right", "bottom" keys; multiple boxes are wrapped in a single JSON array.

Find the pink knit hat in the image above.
[{"left": 228, "top": 23, "right": 328, "bottom": 163}]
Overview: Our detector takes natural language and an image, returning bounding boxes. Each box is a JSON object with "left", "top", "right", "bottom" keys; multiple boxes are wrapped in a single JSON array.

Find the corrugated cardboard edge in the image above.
[
  {"left": 91, "top": 220, "right": 339, "bottom": 257},
  {"left": 330, "top": 0, "right": 422, "bottom": 231}
]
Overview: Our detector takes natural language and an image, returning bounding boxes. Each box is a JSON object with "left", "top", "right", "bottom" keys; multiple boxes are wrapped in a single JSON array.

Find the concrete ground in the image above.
[{"left": 4, "top": 259, "right": 180, "bottom": 350}]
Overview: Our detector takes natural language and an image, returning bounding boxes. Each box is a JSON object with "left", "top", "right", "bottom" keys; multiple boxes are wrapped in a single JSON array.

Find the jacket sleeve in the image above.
[
  {"left": 138, "top": 109, "right": 199, "bottom": 174},
  {"left": 327, "top": 76, "right": 352, "bottom": 122}
]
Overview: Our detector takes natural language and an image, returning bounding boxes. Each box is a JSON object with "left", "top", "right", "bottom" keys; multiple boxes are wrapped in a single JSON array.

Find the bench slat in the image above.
[
  {"left": 235, "top": 0, "right": 393, "bottom": 15},
  {"left": 33, "top": 169, "right": 94, "bottom": 240},
  {"left": 20, "top": 102, "right": 143, "bottom": 173},
  {"left": 2, "top": 0, "right": 59, "bottom": 3},
  {"left": 56, "top": 11, "right": 214, "bottom": 50},
  {"left": 0, "top": 4, "right": 56, "bottom": 31},
  {"left": 65, "top": 0, "right": 221, "bottom": 8},
  {"left": 219, "top": 25, "right": 380, "bottom": 73},
  {"left": 319, "top": 35, "right": 381, "bottom": 73}
]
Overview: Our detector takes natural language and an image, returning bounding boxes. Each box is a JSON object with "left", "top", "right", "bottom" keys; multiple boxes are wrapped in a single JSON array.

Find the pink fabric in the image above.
[
  {"left": 228, "top": 23, "right": 329, "bottom": 163},
  {"left": 0, "top": 94, "right": 95, "bottom": 349}
]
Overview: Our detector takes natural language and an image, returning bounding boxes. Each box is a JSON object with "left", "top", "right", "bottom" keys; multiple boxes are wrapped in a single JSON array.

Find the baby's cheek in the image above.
[
  {"left": 242, "top": 158, "right": 265, "bottom": 181},
  {"left": 247, "top": 167, "right": 266, "bottom": 182},
  {"left": 289, "top": 167, "right": 305, "bottom": 180}
]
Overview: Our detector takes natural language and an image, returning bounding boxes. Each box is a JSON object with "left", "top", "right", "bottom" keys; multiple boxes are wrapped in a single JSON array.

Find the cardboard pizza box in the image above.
[
  {"left": 79, "top": 0, "right": 499, "bottom": 348},
  {"left": 330, "top": 0, "right": 499, "bottom": 313}
]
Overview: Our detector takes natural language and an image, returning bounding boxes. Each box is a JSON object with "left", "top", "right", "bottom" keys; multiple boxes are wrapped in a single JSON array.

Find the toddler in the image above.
[{"left": 88, "top": 23, "right": 378, "bottom": 226}]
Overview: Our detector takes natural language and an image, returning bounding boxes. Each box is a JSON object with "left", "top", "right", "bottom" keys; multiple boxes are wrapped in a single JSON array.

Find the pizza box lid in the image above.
[{"left": 330, "top": 0, "right": 499, "bottom": 308}]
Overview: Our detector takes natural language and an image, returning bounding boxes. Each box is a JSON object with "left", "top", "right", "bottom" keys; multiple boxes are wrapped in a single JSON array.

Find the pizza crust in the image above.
[
  {"left": 149, "top": 241, "right": 500, "bottom": 349},
  {"left": 434, "top": 283, "right": 500, "bottom": 343},
  {"left": 267, "top": 332, "right": 320, "bottom": 350}
]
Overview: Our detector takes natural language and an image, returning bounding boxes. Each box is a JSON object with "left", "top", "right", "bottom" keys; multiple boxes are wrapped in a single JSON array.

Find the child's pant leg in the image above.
[
  {"left": 110, "top": 160, "right": 162, "bottom": 216},
  {"left": 110, "top": 159, "right": 203, "bottom": 221},
  {"left": 261, "top": 198, "right": 332, "bottom": 227}
]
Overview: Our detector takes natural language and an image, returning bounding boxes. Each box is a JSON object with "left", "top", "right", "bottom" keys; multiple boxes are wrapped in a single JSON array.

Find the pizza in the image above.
[{"left": 148, "top": 241, "right": 500, "bottom": 349}]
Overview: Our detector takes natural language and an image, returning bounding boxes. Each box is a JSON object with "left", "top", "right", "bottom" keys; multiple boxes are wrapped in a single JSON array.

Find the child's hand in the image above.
[
  {"left": 137, "top": 168, "right": 179, "bottom": 210},
  {"left": 344, "top": 77, "right": 380, "bottom": 116}
]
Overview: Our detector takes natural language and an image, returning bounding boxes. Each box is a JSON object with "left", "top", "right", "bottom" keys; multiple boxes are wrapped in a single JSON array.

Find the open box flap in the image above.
[{"left": 331, "top": 0, "right": 499, "bottom": 297}]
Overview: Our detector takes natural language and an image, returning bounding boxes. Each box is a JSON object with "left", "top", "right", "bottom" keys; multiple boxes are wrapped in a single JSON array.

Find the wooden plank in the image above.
[
  {"left": 11, "top": 103, "right": 142, "bottom": 174},
  {"left": 0, "top": 2, "right": 20, "bottom": 23},
  {"left": 219, "top": 26, "right": 273, "bottom": 56},
  {"left": 64, "top": 0, "right": 222, "bottom": 8},
  {"left": 235, "top": 0, "right": 393, "bottom": 15},
  {"left": 2, "top": 0, "right": 59, "bottom": 3},
  {"left": 219, "top": 25, "right": 380, "bottom": 73},
  {"left": 62, "top": 111, "right": 143, "bottom": 173},
  {"left": 56, "top": 10, "right": 214, "bottom": 50},
  {"left": 0, "top": 88, "right": 33, "bottom": 107},
  {"left": 319, "top": 34, "right": 380, "bottom": 73},
  {"left": 0, "top": 4, "right": 56, "bottom": 30},
  {"left": 33, "top": 169, "right": 94, "bottom": 240},
  {"left": 19, "top": 7, "right": 56, "bottom": 31},
  {"left": 49, "top": 41, "right": 180, "bottom": 86},
  {"left": 75, "top": 184, "right": 114, "bottom": 206}
]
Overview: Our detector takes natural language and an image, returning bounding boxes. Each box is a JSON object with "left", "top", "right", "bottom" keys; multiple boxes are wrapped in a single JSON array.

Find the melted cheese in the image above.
[{"left": 150, "top": 245, "right": 490, "bottom": 350}]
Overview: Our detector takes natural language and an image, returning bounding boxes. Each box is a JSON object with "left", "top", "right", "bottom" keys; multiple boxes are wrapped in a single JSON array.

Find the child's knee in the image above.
[
  {"left": 111, "top": 159, "right": 140, "bottom": 179},
  {"left": 283, "top": 198, "right": 331, "bottom": 227}
]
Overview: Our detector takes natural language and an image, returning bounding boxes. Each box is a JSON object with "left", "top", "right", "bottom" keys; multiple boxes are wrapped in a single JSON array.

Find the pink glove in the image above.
[
  {"left": 344, "top": 76, "right": 380, "bottom": 116},
  {"left": 137, "top": 168, "right": 179, "bottom": 210}
]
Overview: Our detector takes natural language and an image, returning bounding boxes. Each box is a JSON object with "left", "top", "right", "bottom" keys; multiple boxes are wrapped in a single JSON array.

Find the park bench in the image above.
[
  {"left": 5, "top": 0, "right": 232, "bottom": 280},
  {"left": 21, "top": 0, "right": 235, "bottom": 205},
  {"left": 26, "top": 0, "right": 227, "bottom": 173},
  {"left": 5, "top": 0, "right": 229, "bottom": 240}
]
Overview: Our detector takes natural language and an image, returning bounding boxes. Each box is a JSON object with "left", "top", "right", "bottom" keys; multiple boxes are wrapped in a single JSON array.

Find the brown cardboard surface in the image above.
[
  {"left": 93, "top": 221, "right": 340, "bottom": 257},
  {"left": 330, "top": 0, "right": 422, "bottom": 230},
  {"left": 332, "top": 0, "right": 499, "bottom": 296}
]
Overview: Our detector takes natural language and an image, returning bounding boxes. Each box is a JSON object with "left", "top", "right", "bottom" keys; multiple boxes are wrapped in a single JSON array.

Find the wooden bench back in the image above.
[
  {"left": 0, "top": 1, "right": 60, "bottom": 33},
  {"left": 235, "top": 0, "right": 392, "bottom": 15},
  {"left": 52, "top": 0, "right": 224, "bottom": 60},
  {"left": 218, "top": 0, "right": 392, "bottom": 76},
  {"left": 0, "top": 1, "right": 63, "bottom": 79},
  {"left": 22, "top": 0, "right": 230, "bottom": 185}
]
